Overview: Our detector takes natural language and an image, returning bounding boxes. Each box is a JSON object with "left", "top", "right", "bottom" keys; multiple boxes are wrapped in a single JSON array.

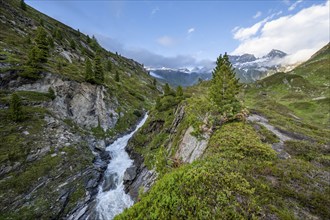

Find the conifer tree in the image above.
[
  {"left": 163, "top": 83, "right": 171, "bottom": 96},
  {"left": 35, "top": 26, "right": 49, "bottom": 62},
  {"left": 153, "top": 78, "right": 157, "bottom": 87},
  {"left": 27, "top": 46, "right": 41, "bottom": 68},
  {"left": 70, "top": 39, "right": 76, "bottom": 49},
  {"left": 106, "top": 60, "right": 112, "bottom": 72},
  {"left": 176, "top": 85, "right": 183, "bottom": 97},
  {"left": 85, "top": 58, "right": 94, "bottom": 83},
  {"left": 10, "top": 93, "right": 23, "bottom": 122},
  {"left": 20, "top": 0, "right": 26, "bottom": 10},
  {"left": 115, "top": 70, "right": 120, "bottom": 82},
  {"left": 94, "top": 55, "right": 104, "bottom": 83},
  {"left": 209, "top": 53, "right": 241, "bottom": 115},
  {"left": 86, "top": 35, "right": 91, "bottom": 43}
]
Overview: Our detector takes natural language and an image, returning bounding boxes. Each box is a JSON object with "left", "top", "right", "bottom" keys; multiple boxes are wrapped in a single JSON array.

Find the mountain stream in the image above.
[{"left": 93, "top": 114, "right": 148, "bottom": 220}]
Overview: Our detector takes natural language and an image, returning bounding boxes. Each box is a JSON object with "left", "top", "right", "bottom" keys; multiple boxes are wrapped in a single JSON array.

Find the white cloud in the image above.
[
  {"left": 232, "top": 1, "right": 329, "bottom": 64},
  {"left": 151, "top": 7, "right": 159, "bottom": 15},
  {"left": 233, "top": 18, "right": 268, "bottom": 41},
  {"left": 187, "top": 28, "right": 195, "bottom": 34},
  {"left": 253, "top": 11, "right": 262, "bottom": 19},
  {"left": 156, "top": 36, "right": 175, "bottom": 46},
  {"left": 289, "top": 0, "right": 303, "bottom": 11}
]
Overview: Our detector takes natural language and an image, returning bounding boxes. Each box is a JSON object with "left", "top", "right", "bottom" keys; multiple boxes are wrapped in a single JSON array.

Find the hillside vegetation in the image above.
[
  {"left": 118, "top": 45, "right": 330, "bottom": 219},
  {"left": 0, "top": 0, "right": 159, "bottom": 218}
]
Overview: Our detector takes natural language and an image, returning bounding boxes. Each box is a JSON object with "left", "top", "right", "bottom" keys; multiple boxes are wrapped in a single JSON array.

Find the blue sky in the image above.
[{"left": 26, "top": 0, "right": 329, "bottom": 68}]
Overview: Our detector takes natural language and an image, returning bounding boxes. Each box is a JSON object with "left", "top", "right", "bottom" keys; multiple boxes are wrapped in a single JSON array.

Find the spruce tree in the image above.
[
  {"left": 85, "top": 58, "right": 94, "bottom": 83},
  {"left": 20, "top": 0, "right": 26, "bottom": 10},
  {"left": 10, "top": 93, "right": 23, "bottom": 122},
  {"left": 70, "top": 39, "right": 76, "bottom": 49},
  {"left": 115, "top": 70, "right": 120, "bottom": 82},
  {"left": 152, "top": 78, "right": 157, "bottom": 87},
  {"left": 106, "top": 60, "right": 112, "bottom": 72},
  {"left": 86, "top": 35, "right": 91, "bottom": 43},
  {"left": 176, "top": 85, "right": 183, "bottom": 97},
  {"left": 209, "top": 53, "right": 241, "bottom": 116},
  {"left": 163, "top": 83, "right": 171, "bottom": 96},
  {"left": 94, "top": 55, "right": 104, "bottom": 83}
]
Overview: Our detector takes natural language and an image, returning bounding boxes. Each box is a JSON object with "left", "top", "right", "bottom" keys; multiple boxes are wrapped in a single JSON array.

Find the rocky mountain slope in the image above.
[
  {"left": 0, "top": 0, "right": 159, "bottom": 218},
  {"left": 118, "top": 44, "right": 330, "bottom": 219},
  {"left": 148, "top": 49, "right": 289, "bottom": 87}
]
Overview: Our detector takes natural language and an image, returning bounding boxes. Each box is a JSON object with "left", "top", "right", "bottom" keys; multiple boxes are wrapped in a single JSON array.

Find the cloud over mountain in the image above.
[{"left": 232, "top": 1, "right": 329, "bottom": 64}]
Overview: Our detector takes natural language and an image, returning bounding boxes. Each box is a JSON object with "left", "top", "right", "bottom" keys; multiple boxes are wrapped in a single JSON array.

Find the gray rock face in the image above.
[
  {"left": 123, "top": 166, "right": 137, "bottom": 182},
  {"left": 175, "top": 126, "right": 210, "bottom": 163},
  {"left": 15, "top": 73, "right": 119, "bottom": 131},
  {"left": 124, "top": 165, "right": 157, "bottom": 202}
]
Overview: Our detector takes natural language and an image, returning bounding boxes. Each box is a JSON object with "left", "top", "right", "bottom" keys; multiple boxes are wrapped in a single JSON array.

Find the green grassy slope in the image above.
[
  {"left": 245, "top": 43, "right": 330, "bottom": 128},
  {"left": 117, "top": 45, "right": 330, "bottom": 219}
]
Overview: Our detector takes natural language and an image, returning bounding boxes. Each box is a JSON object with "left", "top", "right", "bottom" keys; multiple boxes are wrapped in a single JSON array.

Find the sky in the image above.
[{"left": 26, "top": 0, "right": 329, "bottom": 68}]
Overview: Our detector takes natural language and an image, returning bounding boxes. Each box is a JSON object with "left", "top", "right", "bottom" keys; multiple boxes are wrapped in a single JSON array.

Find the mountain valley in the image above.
[{"left": 0, "top": 1, "right": 329, "bottom": 220}]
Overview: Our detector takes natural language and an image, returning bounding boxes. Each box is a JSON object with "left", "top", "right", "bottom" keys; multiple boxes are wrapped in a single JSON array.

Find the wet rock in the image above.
[
  {"left": 86, "top": 178, "right": 98, "bottom": 189},
  {"left": 102, "top": 173, "right": 119, "bottom": 192},
  {"left": 93, "top": 156, "right": 108, "bottom": 171},
  {"left": 99, "top": 150, "right": 111, "bottom": 162},
  {"left": 123, "top": 166, "right": 137, "bottom": 182},
  {"left": 94, "top": 140, "right": 106, "bottom": 151},
  {"left": 124, "top": 166, "right": 157, "bottom": 202}
]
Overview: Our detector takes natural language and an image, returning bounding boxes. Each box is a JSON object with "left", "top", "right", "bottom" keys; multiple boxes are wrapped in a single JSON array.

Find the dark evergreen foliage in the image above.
[
  {"left": 85, "top": 58, "right": 94, "bottom": 83},
  {"left": 34, "top": 26, "right": 49, "bottom": 63},
  {"left": 106, "top": 60, "right": 112, "bottom": 72},
  {"left": 176, "top": 85, "right": 183, "bottom": 97},
  {"left": 20, "top": 0, "right": 26, "bottom": 11},
  {"left": 94, "top": 55, "right": 104, "bottom": 83},
  {"left": 10, "top": 94, "right": 23, "bottom": 122},
  {"left": 209, "top": 53, "right": 242, "bottom": 115},
  {"left": 115, "top": 70, "right": 120, "bottom": 82}
]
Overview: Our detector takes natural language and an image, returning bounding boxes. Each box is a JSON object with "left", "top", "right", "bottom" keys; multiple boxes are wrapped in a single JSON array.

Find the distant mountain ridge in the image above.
[{"left": 148, "top": 49, "right": 289, "bottom": 87}]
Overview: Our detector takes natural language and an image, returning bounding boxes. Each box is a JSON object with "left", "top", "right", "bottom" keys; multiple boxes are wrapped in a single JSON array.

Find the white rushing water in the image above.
[{"left": 94, "top": 114, "right": 148, "bottom": 220}]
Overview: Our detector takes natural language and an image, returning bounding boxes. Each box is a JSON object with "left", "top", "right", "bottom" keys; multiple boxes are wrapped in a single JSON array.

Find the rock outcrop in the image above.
[
  {"left": 175, "top": 126, "right": 210, "bottom": 163},
  {"left": 124, "top": 104, "right": 211, "bottom": 201},
  {"left": 0, "top": 71, "right": 121, "bottom": 218},
  {"left": 13, "top": 73, "right": 119, "bottom": 131}
]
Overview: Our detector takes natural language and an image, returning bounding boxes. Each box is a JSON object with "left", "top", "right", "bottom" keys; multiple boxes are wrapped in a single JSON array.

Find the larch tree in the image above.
[{"left": 209, "top": 53, "right": 241, "bottom": 116}]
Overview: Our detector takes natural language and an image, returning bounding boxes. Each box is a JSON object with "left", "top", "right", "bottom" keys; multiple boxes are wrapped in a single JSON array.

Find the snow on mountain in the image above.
[{"left": 147, "top": 49, "right": 293, "bottom": 86}]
